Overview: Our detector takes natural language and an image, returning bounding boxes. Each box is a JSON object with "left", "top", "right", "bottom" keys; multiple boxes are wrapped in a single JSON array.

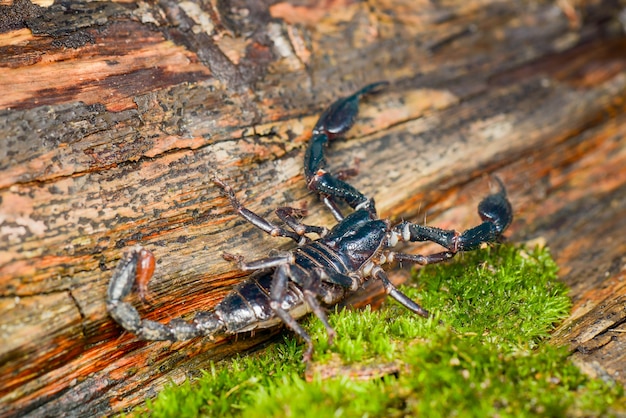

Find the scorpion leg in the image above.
[
  {"left": 302, "top": 288, "right": 336, "bottom": 346},
  {"left": 321, "top": 195, "right": 347, "bottom": 221},
  {"left": 391, "top": 178, "right": 513, "bottom": 262},
  {"left": 305, "top": 82, "right": 388, "bottom": 216},
  {"left": 267, "top": 263, "right": 341, "bottom": 361},
  {"left": 214, "top": 176, "right": 304, "bottom": 243},
  {"left": 275, "top": 207, "right": 329, "bottom": 238},
  {"left": 222, "top": 252, "right": 293, "bottom": 271},
  {"left": 269, "top": 264, "right": 316, "bottom": 361},
  {"left": 107, "top": 246, "right": 226, "bottom": 341},
  {"left": 373, "top": 266, "right": 430, "bottom": 318},
  {"left": 289, "top": 264, "right": 338, "bottom": 344}
]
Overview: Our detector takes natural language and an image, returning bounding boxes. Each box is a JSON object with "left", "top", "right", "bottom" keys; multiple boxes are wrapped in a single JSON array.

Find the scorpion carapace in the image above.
[{"left": 107, "top": 82, "right": 513, "bottom": 361}]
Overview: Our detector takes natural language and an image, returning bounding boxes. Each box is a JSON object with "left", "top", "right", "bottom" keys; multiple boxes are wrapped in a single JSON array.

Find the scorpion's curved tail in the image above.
[
  {"left": 304, "top": 82, "right": 388, "bottom": 218},
  {"left": 106, "top": 246, "right": 318, "bottom": 344},
  {"left": 106, "top": 246, "right": 226, "bottom": 342}
]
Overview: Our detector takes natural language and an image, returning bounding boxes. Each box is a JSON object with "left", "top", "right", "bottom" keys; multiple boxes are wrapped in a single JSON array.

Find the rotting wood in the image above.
[{"left": 1, "top": 0, "right": 626, "bottom": 416}]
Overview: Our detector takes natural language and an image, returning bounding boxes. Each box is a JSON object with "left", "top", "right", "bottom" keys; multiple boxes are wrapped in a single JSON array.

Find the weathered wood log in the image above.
[{"left": 1, "top": 0, "right": 625, "bottom": 416}]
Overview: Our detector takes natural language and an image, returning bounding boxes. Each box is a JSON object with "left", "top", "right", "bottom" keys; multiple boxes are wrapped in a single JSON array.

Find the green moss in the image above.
[{"left": 133, "top": 245, "right": 624, "bottom": 417}]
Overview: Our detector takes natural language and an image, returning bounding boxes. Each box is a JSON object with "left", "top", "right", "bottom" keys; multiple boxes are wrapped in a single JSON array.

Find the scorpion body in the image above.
[
  {"left": 107, "top": 83, "right": 513, "bottom": 360},
  {"left": 108, "top": 252, "right": 346, "bottom": 342}
]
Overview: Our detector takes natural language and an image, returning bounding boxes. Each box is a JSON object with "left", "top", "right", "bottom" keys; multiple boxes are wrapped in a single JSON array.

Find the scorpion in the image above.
[{"left": 107, "top": 82, "right": 513, "bottom": 361}]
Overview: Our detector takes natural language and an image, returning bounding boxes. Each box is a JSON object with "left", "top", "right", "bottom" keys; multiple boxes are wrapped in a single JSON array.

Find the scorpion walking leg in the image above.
[
  {"left": 269, "top": 264, "right": 316, "bottom": 361},
  {"left": 302, "top": 289, "right": 337, "bottom": 345},
  {"left": 390, "top": 178, "right": 513, "bottom": 263},
  {"left": 214, "top": 176, "right": 304, "bottom": 243},
  {"left": 275, "top": 207, "right": 329, "bottom": 237},
  {"left": 223, "top": 253, "right": 294, "bottom": 271},
  {"left": 388, "top": 250, "right": 456, "bottom": 266},
  {"left": 224, "top": 255, "right": 337, "bottom": 359},
  {"left": 289, "top": 265, "right": 338, "bottom": 344},
  {"left": 107, "top": 246, "right": 226, "bottom": 341},
  {"left": 305, "top": 82, "right": 388, "bottom": 216},
  {"left": 373, "top": 266, "right": 430, "bottom": 318}
]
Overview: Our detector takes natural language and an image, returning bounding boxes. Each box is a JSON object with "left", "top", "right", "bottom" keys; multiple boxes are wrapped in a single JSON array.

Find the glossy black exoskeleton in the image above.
[
  {"left": 304, "top": 81, "right": 387, "bottom": 217},
  {"left": 107, "top": 83, "right": 513, "bottom": 361}
]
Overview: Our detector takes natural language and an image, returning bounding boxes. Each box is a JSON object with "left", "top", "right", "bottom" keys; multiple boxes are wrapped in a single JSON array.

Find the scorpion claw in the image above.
[{"left": 305, "top": 82, "right": 388, "bottom": 213}]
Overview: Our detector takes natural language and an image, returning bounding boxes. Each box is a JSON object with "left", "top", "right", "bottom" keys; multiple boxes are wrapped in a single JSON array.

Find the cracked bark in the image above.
[{"left": 1, "top": 0, "right": 626, "bottom": 416}]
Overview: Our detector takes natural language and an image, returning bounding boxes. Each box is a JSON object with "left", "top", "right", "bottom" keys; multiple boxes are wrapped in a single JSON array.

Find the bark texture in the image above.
[{"left": 1, "top": 0, "right": 626, "bottom": 416}]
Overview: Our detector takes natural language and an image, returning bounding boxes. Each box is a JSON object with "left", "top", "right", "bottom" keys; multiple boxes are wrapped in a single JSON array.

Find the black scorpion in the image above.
[{"left": 107, "top": 82, "right": 513, "bottom": 361}]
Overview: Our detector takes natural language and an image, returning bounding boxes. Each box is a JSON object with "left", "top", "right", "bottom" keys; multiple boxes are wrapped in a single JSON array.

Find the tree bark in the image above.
[{"left": 1, "top": 0, "right": 625, "bottom": 416}]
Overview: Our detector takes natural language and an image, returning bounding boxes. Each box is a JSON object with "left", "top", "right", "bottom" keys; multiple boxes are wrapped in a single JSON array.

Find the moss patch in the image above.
[{"left": 133, "top": 245, "right": 625, "bottom": 417}]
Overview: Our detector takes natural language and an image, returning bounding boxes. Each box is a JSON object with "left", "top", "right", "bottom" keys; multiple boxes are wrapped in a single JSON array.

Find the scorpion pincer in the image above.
[{"left": 107, "top": 82, "right": 513, "bottom": 361}]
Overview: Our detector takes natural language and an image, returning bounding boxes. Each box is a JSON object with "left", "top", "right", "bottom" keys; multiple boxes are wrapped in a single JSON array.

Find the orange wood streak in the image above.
[
  {"left": 269, "top": 0, "right": 357, "bottom": 26},
  {"left": 0, "top": 21, "right": 211, "bottom": 111}
]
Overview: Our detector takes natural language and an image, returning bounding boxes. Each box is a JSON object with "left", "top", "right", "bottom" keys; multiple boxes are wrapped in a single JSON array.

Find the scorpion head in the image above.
[{"left": 330, "top": 214, "right": 388, "bottom": 270}]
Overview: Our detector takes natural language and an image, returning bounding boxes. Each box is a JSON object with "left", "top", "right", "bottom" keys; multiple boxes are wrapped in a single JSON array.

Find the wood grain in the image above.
[{"left": 1, "top": 0, "right": 626, "bottom": 416}]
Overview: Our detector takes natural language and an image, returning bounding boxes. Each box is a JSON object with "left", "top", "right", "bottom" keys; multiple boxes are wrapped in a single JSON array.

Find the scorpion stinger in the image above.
[{"left": 107, "top": 83, "right": 514, "bottom": 362}]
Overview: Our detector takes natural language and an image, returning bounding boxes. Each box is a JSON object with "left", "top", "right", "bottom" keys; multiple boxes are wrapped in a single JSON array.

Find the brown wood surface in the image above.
[{"left": 1, "top": 0, "right": 626, "bottom": 416}]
